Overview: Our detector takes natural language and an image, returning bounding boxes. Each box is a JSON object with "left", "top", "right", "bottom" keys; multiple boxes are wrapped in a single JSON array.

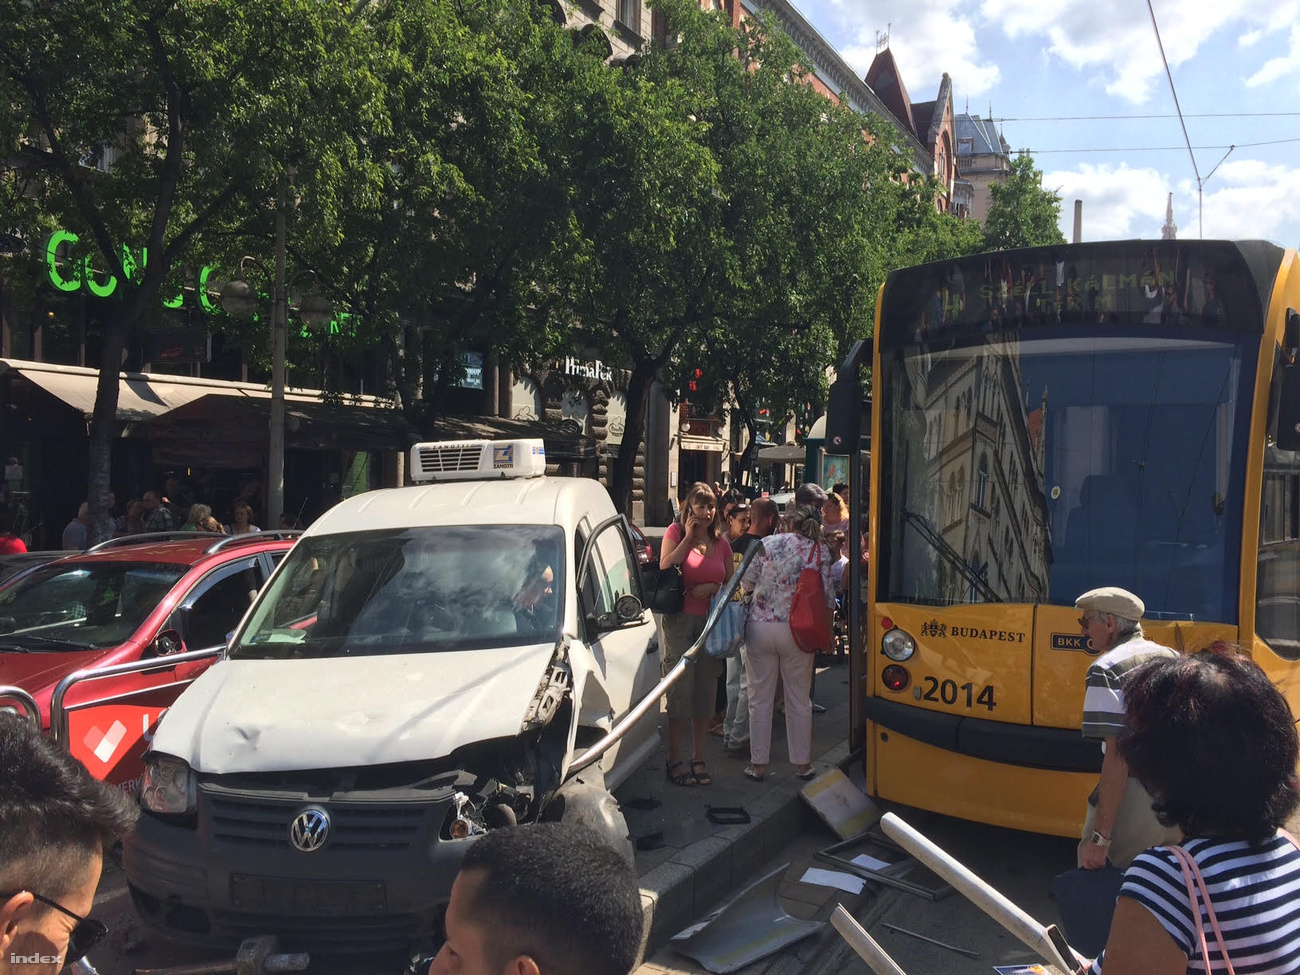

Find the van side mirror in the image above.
[
  {"left": 1277, "top": 363, "right": 1300, "bottom": 451},
  {"left": 1285, "top": 309, "right": 1300, "bottom": 359}
]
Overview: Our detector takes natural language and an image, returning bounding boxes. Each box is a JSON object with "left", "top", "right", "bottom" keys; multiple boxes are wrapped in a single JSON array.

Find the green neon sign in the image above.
[
  {"left": 43, "top": 231, "right": 217, "bottom": 310},
  {"left": 45, "top": 231, "right": 82, "bottom": 292}
]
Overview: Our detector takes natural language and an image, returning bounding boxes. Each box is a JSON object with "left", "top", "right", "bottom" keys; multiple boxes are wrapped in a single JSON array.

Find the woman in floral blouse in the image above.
[{"left": 740, "top": 503, "right": 835, "bottom": 781}]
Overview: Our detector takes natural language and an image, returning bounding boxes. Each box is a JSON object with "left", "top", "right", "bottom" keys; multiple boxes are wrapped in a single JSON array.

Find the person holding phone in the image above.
[{"left": 658, "top": 482, "right": 733, "bottom": 787}]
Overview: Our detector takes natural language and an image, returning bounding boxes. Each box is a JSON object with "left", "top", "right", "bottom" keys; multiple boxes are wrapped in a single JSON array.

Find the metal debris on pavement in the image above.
[
  {"left": 669, "top": 863, "right": 824, "bottom": 973},
  {"left": 881, "top": 921, "right": 981, "bottom": 960},
  {"left": 879, "top": 813, "right": 1085, "bottom": 974},
  {"left": 815, "top": 831, "right": 954, "bottom": 902},
  {"left": 830, "top": 905, "right": 909, "bottom": 975},
  {"left": 799, "top": 766, "right": 881, "bottom": 839}
]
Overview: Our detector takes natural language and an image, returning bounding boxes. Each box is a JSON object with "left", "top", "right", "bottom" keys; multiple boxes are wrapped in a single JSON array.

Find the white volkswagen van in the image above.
[{"left": 122, "top": 440, "right": 662, "bottom": 955}]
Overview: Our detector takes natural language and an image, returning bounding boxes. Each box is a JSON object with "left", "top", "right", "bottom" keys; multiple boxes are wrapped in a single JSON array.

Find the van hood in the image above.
[{"left": 150, "top": 645, "right": 557, "bottom": 774}]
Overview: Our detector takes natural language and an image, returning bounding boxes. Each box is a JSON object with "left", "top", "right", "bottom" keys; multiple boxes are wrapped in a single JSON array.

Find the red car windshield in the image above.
[{"left": 0, "top": 561, "right": 187, "bottom": 650}]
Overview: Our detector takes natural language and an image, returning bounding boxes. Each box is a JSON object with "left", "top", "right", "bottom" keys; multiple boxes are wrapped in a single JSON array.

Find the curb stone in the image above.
[{"left": 635, "top": 737, "right": 854, "bottom": 963}]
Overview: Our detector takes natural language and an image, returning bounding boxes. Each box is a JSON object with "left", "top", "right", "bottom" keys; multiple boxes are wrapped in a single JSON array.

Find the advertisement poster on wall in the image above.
[{"left": 819, "top": 451, "right": 849, "bottom": 489}]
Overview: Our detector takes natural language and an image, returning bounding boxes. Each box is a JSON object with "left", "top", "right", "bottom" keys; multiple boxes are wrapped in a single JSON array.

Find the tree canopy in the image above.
[
  {"left": 982, "top": 154, "right": 1067, "bottom": 251},
  {"left": 0, "top": 0, "right": 381, "bottom": 539},
  {"left": 3, "top": 0, "right": 1000, "bottom": 519}
]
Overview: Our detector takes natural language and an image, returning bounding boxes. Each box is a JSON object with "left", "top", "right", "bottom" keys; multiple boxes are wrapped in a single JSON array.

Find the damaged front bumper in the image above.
[{"left": 124, "top": 740, "right": 558, "bottom": 954}]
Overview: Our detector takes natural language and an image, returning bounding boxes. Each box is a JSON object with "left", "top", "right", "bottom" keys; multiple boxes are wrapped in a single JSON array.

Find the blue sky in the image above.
[{"left": 791, "top": 0, "right": 1300, "bottom": 247}]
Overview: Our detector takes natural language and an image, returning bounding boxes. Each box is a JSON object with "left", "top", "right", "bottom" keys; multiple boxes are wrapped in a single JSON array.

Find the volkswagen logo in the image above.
[{"left": 289, "top": 806, "right": 331, "bottom": 852}]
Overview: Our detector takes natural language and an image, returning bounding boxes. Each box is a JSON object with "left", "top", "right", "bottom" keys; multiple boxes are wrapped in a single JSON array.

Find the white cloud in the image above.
[
  {"left": 1042, "top": 162, "right": 1174, "bottom": 240},
  {"left": 976, "top": 0, "right": 1299, "bottom": 102},
  {"left": 806, "top": 0, "right": 1002, "bottom": 97},
  {"left": 981, "top": 0, "right": 1243, "bottom": 103},
  {"left": 1245, "top": 22, "right": 1300, "bottom": 84},
  {"left": 1186, "top": 159, "right": 1300, "bottom": 242},
  {"left": 1041, "top": 158, "right": 1300, "bottom": 245}
]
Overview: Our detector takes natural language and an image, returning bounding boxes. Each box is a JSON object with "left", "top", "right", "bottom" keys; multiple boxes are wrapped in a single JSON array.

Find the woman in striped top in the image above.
[{"left": 1092, "top": 650, "right": 1300, "bottom": 974}]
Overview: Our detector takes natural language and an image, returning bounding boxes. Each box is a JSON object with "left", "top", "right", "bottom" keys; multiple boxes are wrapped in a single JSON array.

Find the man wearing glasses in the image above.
[
  {"left": 0, "top": 713, "right": 137, "bottom": 974},
  {"left": 1075, "top": 587, "right": 1180, "bottom": 871}
]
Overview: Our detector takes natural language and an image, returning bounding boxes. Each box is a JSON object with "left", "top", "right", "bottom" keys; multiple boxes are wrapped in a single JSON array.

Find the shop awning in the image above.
[
  {"left": 756, "top": 444, "right": 807, "bottom": 464},
  {"left": 0, "top": 357, "right": 418, "bottom": 460},
  {"left": 148, "top": 393, "right": 419, "bottom": 468},
  {"left": 0, "top": 358, "right": 213, "bottom": 426}
]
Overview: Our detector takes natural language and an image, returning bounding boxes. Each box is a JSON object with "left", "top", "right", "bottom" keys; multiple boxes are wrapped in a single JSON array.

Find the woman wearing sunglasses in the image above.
[{"left": 0, "top": 714, "right": 138, "bottom": 973}]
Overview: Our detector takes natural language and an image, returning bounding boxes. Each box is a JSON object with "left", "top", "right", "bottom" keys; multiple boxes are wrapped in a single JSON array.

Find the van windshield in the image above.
[{"left": 231, "top": 526, "right": 564, "bottom": 658}]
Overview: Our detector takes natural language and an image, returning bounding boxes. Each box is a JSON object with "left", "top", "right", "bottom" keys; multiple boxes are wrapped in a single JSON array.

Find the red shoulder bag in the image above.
[{"left": 789, "top": 539, "right": 831, "bottom": 653}]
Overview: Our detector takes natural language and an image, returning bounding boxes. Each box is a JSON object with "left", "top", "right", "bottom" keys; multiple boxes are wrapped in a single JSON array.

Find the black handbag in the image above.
[
  {"left": 1052, "top": 865, "right": 1124, "bottom": 957},
  {"left": 640, "top": 561, "right": 685, "bottom": 614}
]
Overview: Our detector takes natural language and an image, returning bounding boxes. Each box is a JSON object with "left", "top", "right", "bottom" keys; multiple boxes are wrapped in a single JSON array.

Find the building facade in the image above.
[{"left": 954, "top": 112, "right": 1012, "bottom": 224}]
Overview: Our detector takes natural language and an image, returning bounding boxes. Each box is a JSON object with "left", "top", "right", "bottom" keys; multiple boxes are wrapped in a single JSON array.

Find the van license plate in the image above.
[{"left": 230, "top": 875, "right": 387, "bottom": 914}]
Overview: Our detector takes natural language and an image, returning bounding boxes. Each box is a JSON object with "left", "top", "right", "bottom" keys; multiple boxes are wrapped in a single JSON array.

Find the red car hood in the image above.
[{"left": 0, "top": 648, "right": 116, "bottom": 703}]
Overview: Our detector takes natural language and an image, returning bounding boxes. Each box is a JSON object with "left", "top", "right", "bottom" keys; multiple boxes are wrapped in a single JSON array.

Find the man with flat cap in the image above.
[{"left": 1075, "top": 586, "right": 1181, "bottom": 870}]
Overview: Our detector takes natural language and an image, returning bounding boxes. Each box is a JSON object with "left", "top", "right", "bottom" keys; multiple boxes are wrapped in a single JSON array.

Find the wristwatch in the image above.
[{"left": 1090, "top": 830, "right": 1112, "bottom": 848}]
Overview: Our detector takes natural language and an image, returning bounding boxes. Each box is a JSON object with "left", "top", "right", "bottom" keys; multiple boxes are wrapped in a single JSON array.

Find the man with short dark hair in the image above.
[
  {"left": 428, "top": 822, "right": 644, "bottom": 975},
  {"left": 0, "top": 713, "right": 138, "bottom": 974},
  {"left": 60, "top": 502, "right": 89, "bottom": 551},
  {"left": 738, "top": 498, "right": 778, "bottom": 550},
  {"left": 141, "top": 490, "right": 175, "bottom": 534}
]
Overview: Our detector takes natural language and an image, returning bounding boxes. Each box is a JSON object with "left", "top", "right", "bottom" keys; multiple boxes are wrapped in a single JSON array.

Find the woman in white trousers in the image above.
[{"left": 740, "top": 503, "right": 834, "bottom": 781}]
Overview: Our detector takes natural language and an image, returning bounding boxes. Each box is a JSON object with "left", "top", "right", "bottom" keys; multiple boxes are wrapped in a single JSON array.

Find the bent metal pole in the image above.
[
  {"left": 879, "top": 813, "right": 1084, "bottom": 974},
  {"left": 830, "top": 906, "right": 909, "bottom": 975}
]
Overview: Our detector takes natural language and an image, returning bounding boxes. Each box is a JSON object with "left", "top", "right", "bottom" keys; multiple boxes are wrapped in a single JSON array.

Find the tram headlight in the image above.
[{"left": 881, "top": 627, "right": 916, "bottom": 661}]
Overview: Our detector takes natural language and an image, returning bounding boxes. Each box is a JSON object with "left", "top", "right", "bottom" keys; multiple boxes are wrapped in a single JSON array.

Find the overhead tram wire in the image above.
[
  {"left": 1147, "top": 0, "right": 1219, "bottom": 237},
  {"left": 996, "top": 112, "right": 1300, "bottom": 122},
  {"left": 1022, "top": 137, "right": 1300, "bottom": 154}
]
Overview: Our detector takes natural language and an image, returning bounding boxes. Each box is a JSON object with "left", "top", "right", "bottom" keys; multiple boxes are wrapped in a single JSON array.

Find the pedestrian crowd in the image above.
[
  {"left": 658, "top": 479, "right": 860, "bottom": 787},
  {"left": 48, "top": 474, "right": 305, "bottom": 552}
]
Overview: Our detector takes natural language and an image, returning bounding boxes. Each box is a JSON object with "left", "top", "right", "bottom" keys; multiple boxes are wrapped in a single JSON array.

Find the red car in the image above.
[
  {"left": 0, "top": 531, "right": 296, "bottom": 786},
  {"left": 628, "top": 521, "right": 655, "bottom": 564}
]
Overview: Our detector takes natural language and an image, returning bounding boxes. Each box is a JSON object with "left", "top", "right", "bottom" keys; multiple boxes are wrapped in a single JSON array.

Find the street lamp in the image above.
[{"left": 220, "top": 254, "right": 333, "bottom": 527}]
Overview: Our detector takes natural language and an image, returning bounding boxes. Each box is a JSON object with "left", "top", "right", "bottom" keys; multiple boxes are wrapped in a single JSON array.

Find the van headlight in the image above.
[
  {"left": 881, "top": 628, "right": 916, "bottom": 661},
  {"left": 140, "top": 755, "right": 196, "bottom": 815}
]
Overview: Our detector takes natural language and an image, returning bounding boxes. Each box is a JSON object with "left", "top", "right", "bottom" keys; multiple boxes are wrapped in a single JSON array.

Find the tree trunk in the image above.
[
  {"left": 733, "top": 392, "right": 759, "bottom": 486},
  {"left": 86, "top": 310, "right": 127, "bottom": 546},
  {"left": 611, "top": 360, "right": 656, "bottom": 516}
]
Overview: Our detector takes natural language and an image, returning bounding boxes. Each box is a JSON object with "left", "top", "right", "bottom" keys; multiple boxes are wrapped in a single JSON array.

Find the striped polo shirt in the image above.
[
  {"left": 1081, "top": 634, "right": 1178, "bottom": 742},
  {"left": 1090, "top": 833, "right": 1300, "bottom": 973}
]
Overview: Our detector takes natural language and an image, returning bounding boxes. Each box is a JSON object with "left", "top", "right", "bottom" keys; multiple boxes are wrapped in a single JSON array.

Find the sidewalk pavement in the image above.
[{"left": 615, "top": 655, "right": 860, "bottom": 972}]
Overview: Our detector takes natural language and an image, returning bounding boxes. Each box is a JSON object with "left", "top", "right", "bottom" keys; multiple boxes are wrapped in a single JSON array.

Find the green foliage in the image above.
[
  {"left": 982, "top": 154, "right": 1066, "bottom": 251},
  {"left": 0, "top": 0, "right": 381, "bottom": 537},
  {"left": 2, "top": 0, "right": 1000, "bottom": 516},
  {"left": 564, "top": 0, "right": 922, "bottom": 501}
]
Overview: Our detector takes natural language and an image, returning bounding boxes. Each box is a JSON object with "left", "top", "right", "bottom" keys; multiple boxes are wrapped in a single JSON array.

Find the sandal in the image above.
[
  {"left": 743, "top": 766, "right": 766, "bottom": 782},
  {"left": 666, "top": 760, "right": 696, "bottom": 787},
  {"left": 690, "top": 760, "right": 713, "bottom": 786},
  {"left": 795, "top": 765, "right": 818, "bottom": 781}
]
